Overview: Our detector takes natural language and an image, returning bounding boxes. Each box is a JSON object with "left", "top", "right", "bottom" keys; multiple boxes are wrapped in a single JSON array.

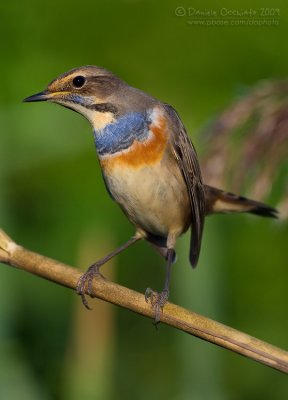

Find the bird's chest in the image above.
[{"left": 95, "top": 107, "right": 190, "bottom": 236}]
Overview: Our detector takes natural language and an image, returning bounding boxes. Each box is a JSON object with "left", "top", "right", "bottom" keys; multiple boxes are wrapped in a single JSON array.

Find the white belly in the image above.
[{"left": 103, "top": 160, "right": 190, "bottom": 238}]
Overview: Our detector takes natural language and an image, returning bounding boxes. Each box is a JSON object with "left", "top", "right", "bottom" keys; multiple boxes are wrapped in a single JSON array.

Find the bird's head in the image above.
[{"left": 23, "top": 66, "right": 123, "bottom": 129}]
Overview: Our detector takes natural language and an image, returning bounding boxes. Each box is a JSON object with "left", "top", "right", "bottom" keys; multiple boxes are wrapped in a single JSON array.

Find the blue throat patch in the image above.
[{"left": 94, "top": 112, "right": 150, "bottom": 156}]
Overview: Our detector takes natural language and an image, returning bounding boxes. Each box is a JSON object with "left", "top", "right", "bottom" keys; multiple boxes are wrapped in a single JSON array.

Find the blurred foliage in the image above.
[
  {"left": 201, "top": 80, "right": 288, "bottom": 212},
  {"left": 0, "top": 0, "right": 288, "bottom": 399}
]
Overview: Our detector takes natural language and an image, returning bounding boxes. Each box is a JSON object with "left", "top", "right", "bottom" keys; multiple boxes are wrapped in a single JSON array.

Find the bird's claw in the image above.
[
  {"left": 76, "top": 264, "right": 103, "bottom": 309},
  {"left": 145, "top": 288, "right": 169, "bottom": 325}
]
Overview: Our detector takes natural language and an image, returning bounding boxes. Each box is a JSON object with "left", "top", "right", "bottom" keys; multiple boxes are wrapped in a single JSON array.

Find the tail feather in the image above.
[{"left": 205, "top": 185, "right": 278, "bottom": 218}]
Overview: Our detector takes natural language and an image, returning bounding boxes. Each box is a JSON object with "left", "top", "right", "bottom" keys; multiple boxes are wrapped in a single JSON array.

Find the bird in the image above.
[{"left": 23, "top": 66, "right": 278, "bottom": 322}]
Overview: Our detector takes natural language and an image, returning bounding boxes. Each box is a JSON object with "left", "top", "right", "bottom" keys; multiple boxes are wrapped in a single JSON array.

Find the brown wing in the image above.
[{"left": 163, "top": 103, "right": 206, "bottom": 267}]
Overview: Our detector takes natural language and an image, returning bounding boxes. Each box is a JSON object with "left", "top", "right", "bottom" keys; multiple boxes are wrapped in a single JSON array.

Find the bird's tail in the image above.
[{"left": 205, "top": 185, "right": 278, "bottom": 218}]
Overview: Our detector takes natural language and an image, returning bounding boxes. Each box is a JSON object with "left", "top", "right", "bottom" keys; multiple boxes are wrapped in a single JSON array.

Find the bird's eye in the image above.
[{"left": 72, "top": 75, "right": 86, "bottom": 88}]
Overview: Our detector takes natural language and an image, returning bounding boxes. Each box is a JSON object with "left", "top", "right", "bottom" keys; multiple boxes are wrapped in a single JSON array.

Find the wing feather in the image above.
[{"left": 163, "top": 103, "right": 206, "bottom": 267}]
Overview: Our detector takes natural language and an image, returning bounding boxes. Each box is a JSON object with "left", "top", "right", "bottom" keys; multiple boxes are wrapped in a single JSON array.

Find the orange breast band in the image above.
[{"left": 100, "top": 112, "right": 168, "bottom": 170}]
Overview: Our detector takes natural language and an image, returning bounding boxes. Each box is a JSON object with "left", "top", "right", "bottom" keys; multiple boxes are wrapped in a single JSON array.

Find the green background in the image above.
[{"left": 0, "top": 0, "right": 287, "bottom": 399}]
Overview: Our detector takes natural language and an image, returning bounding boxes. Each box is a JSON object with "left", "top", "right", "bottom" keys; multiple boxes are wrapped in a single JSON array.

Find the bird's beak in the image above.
[{"left": 23, "top": 90, "right": 51, "bottom": 103}]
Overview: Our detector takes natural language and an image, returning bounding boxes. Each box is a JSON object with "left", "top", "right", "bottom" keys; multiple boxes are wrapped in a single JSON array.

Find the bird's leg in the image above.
[
  {"left": 77, "top": 236, "right": 141, "bottom": 309},
  {"left": 145, "top": 248, "right": 175, "bottom": 324}
]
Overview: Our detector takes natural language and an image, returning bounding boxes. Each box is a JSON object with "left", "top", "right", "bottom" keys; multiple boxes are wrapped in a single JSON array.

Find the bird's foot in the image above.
[
  {"left": 145, "top": 288, "right": 169, "bottom": 325},
  {"left": 76, "top": 263, "right": 105, "bottom": 310}
]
